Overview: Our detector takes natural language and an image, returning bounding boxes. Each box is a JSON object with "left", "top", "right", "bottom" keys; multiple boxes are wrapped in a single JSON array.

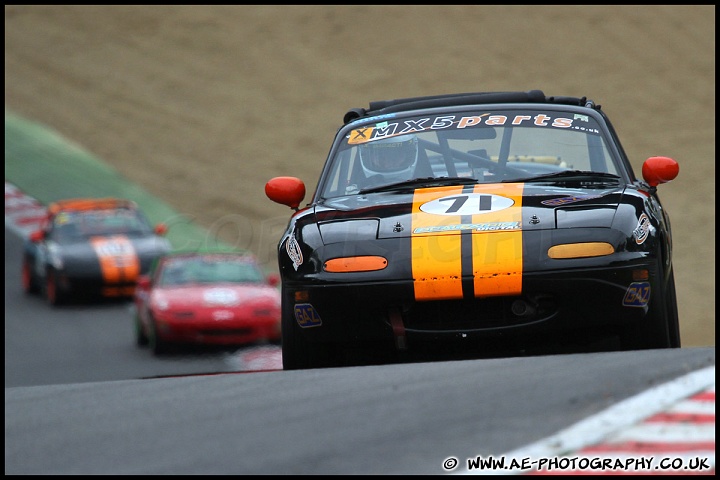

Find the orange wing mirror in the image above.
[
  {"left": 154, "top": 223, "right": 168, "bottom": 235},
  {"left": 29, "top": 230, "right": 45, "bottom": 243},
  {"left": 642, "top": 156, "right": 679, "bottom": 188},
  {"left": 136, "top": 275, "right": 152, "bottom": 290},
  {"left": 266, "top": 273, "right": 280, "bottom": 287},
  {"left": 265, "top": 177, "right": 306, "bottom": 210}
]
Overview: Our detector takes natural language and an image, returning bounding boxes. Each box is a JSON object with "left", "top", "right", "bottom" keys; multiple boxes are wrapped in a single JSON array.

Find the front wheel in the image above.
[
  {"left": 280, "top": 299, "right": 336, "bottom": 370},
  {"left": 620, "top": 255, "right": 676, "bottom": 350},
  {"left": 44, "top": 269, "right": 65, "bottom": 307},
  {"left": 148, "top": 316, "right": 172, "bottom": 355},
  {"left": 134, "top": 312, "right": 149, "bottom": 347},
  {"left": 22, "top": 256, "right": 39, "bottom": 294},
  {"left": 665, "top": 268, "right": 681, "bottom": 348}
]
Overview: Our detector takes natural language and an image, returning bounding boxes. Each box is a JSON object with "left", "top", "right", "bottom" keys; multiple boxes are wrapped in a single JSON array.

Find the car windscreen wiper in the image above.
[
  {"left": 503, "top": 170, "right": 622, "bottom": 184},
  {"left": 358, "top": 176, "right": 478, "bottom": 194}
]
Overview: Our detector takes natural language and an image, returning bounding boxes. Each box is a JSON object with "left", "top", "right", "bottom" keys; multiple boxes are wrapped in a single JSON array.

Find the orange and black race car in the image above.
[
  {"left": 266, "top": 90, "right": 680, "bottom": 370},
  {"left": 22, "top": 198, "right": 172, "bottom": 306}
]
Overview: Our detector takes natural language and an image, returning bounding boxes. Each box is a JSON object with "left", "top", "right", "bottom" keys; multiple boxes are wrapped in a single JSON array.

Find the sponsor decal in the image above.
[
  {"left": 348, "top": 127, "right": 373, "bottom": 143},
  {"left": 286, "top": 234, "right": 303, "bottom": 271},
  {"left": 541, "top": 194, "right": 603, "bottom": 206},
  {"left": 55, "top": 212, "right": 71, "bottom": 224},
  {"left": 294, "top": 303, "right": 322, "bottom": 328},
  {"left": 348, "top": 111, "right": 600, "bottom": 145},
  {"left": 633, "top": 213, "right": 652, "bottom": 244},
  {"left": 414, "top": 222, "right": 520, "bottom": 234},
  {"left": 623, "top": 282, "right": 651, "bottom": 307},
  {"left": 90, "top": 235, "right": 140, "bottom": 284}
]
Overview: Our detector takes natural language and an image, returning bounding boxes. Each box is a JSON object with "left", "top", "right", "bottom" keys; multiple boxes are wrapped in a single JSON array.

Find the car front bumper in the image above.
[
  {"left": 282, "top": 258, "right": 661, "bottom": 353},
  {"left": 154, "top": 314, "right": 281, "bottom": 346}
]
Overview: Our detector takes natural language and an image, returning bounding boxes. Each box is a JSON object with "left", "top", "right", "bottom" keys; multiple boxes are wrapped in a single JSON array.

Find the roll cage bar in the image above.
[{"left": 343, "top": 89, "right": 600, "bottom": 125}]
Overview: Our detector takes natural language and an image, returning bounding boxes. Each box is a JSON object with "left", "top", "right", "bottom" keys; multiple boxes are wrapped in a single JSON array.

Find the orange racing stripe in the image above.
[
  {"left": 411, "top": 183, "right": 524, "bottom": 301},
  {"left": 89, "top": 235, "right": 140, "bottom": 286},
  {"left": 411, "top": 186, "right": 464, "bottom": 300}
]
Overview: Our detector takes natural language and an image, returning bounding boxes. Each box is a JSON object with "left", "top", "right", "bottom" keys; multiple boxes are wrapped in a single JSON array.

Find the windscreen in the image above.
[
  {"left": 158, "top": 255, "right": 266, "bottom": 286},
  {"left": 319, "top": 109, "right": 620, "bottom": 199},
  {"left": 50, "top": 208, "right": 153, "bottom": 240}
]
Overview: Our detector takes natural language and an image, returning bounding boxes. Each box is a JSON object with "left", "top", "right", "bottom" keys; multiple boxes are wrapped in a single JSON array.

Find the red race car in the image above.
[{"left": 133, "top": 251, "right": 281, "bottom": 354}]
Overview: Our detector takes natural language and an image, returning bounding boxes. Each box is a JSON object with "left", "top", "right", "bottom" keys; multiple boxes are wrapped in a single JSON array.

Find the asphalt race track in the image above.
[{"left": 4, "top": 223, "right": 715, "bottom": 474}]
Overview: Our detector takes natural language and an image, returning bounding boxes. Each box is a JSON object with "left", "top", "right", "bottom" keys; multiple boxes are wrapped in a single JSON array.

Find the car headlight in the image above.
[
  {"left": 47, "top": 244, "right": 64, "bottom": 269},
  {"left": 548, "top": 242, "right": 614, "bottom": 259},
  {"left": 324, "top": 255, "right": 388, "bottom": 272},
  {"left": 152, "top": 297, "right": 170, "bottom": 311}
]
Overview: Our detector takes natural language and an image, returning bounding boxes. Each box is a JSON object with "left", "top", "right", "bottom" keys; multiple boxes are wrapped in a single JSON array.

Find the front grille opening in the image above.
[
  {"left": 402, "top": 294, "right": 556, "bottom": 331},
  {"left": 199, "top": 328, "right": 253, "bottom": 336}
]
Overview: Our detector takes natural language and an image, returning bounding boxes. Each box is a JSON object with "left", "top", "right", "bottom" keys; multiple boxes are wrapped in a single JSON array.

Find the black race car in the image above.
[
  {"left": 265, "top": 90, "right": 680, "bottom": 370},
  {"left": 22, "top": 198, "right": 172, "bottom": 306}
]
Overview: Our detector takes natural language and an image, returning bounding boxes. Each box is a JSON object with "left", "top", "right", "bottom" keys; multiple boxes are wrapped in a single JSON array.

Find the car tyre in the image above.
[
  {"left": 665, "top": 268, "right": 681, "bottom": 348},
  {"left": 621, "top": 253, "right": 676, "bottom": 350},
  {"left": 22, "top": 256, "right": 39, "bottom": 294},
  {"left": 280, "top": 297, "right": 336, "bottom": 370},
  {"left": 44, "top": 268, "right": 65, "bottom": 306},
  {"left": 135, "top": 313, "right": 149, "bottom": 347},
  {"left": 148, "top": 316, "right": 171, "bottom": 355}
]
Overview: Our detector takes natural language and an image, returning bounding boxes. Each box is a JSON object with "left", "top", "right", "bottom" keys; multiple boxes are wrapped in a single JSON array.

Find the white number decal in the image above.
[{"left": 420, "top": 193, "right": 514, "bottom": 216}]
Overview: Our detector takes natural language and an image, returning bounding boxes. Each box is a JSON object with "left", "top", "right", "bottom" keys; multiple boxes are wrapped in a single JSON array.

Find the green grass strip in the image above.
[{"left": 4, "top": 109, "right": 234, "bottom": 252}]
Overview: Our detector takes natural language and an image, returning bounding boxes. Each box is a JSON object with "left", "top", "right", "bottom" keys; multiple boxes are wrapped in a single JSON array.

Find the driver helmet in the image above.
[{"left": 359, "top": 134, "right": 419, "bottom": 179}]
